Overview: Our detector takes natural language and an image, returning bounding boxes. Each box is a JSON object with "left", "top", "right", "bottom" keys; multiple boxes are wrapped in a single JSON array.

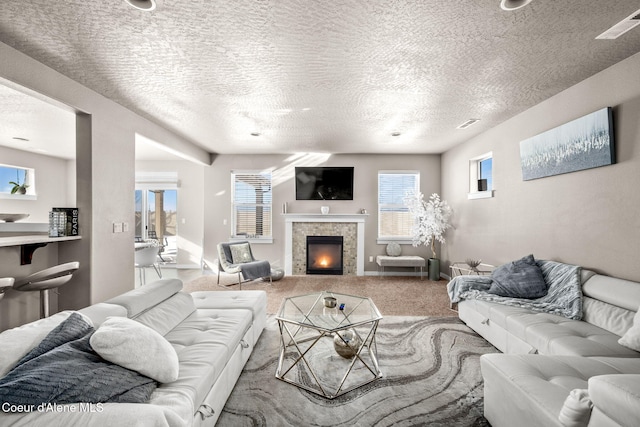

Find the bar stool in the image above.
[
  {"left": 0, "top": 277, "right": 14, "bottom": 302},
  {"left": 13, "top": 262, "right": 79, "bottom": 318}
]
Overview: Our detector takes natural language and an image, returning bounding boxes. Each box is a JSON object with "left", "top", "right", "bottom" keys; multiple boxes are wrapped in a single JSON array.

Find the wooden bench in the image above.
[{"left": 376, "top": 255, "right": 426, "bottom": 278}]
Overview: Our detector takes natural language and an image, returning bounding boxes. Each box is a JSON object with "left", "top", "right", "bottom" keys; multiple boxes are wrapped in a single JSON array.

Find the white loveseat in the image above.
[
  {"left": 0, "top": 278, "right": 266, "bottom": 427},
  {"left": 456, "top": 269, "right": 640, "bottom": 427}
]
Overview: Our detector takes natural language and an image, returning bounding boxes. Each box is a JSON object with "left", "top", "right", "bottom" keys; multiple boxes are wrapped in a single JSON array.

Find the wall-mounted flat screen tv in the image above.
[{"left": 295, "top": 167, "right": 354, "bottom": 200}]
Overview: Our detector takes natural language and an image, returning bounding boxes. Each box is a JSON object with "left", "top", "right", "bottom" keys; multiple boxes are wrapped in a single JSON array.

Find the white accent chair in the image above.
[
  {"left": 135, "top": 246, "right": 162, "bottom": 285},
  {"left": 217, "top": 241, "right": 272, "bottom": 290}
]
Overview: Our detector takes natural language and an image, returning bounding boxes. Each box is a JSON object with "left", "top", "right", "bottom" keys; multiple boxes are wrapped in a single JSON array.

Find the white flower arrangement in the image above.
[{"left": 404, "top": 191, "right": 453, "bottom": 259}]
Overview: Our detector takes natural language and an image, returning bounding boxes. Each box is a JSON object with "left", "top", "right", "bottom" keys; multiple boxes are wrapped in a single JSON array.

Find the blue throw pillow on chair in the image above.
[{"left": 488, "top": 254, "right": 548, "bottom": 299}]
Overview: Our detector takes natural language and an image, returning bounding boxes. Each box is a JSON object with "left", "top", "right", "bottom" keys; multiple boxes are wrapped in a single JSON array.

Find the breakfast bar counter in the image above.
[{"left": 0, "top": 235, "right": 81, "bottom": 264}]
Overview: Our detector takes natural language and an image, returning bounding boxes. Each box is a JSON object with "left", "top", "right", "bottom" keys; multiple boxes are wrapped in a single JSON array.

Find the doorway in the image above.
[{"left": 135, "top": 189, "right": 177, "bottom": 263}]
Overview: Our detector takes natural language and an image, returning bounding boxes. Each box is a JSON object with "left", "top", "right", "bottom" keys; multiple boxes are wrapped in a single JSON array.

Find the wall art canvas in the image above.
[{"left": 520, "top": 107, "right": 615, "bottom": 181}]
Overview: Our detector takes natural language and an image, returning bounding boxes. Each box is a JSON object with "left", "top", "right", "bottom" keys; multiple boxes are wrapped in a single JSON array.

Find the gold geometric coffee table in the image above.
[{"left": 275, "top": 291, "right": 383, "bottom": 399}]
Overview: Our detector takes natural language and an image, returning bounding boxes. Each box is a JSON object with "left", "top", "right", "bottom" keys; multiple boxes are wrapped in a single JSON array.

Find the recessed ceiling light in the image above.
[
  {"left": 124, "top": 0, "right": 156, "bottom": 11},
  {"left": 500, "top": 0, "right": 534, "bottom": 11},
  {"left": 12, "top": 137, "right": 29, "bottom": 142},
  {"left": 457, "top": 119, "right": 480, "bottom": 129},
  {"left": 391, "top": 132, "right": 401, "bottom": 137}
]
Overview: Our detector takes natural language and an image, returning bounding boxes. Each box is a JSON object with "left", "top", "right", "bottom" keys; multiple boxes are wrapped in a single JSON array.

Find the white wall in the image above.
[
  {"left": 204, "top": 153, "right": 441, "bottom": 273},
  {"left": 441, "top": 52, "right": 640, "bottom": 282}
]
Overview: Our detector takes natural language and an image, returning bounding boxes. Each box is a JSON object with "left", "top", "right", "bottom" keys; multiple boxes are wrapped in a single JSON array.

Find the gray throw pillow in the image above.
[
  {"left": 488, "top": 254, "right": 548, "bottom": 299},
  {"left": 230, "top": 243, "right": 252, "bottom": 264},
  {"left": 386, "top": 242, "right": 402, "bottom": 257}
]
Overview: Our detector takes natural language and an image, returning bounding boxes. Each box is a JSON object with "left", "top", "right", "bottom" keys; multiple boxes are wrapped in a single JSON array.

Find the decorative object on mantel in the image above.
[
  {"left": 520, "top": 107, "right": 615, "bottom": 181},
  {"left": 320, "top": 206, "right": 329, "bottom": 215},
  {"left": 404, "top": 191, "right": 453, "bottom": 281},
  {"left": 361, "top": 208, "right": 367, "bottom": 214},
  {"left": 0, "top": 213, "right": 30, "bottom": 222},
  {"left": 282, "top": 202, "right": 287, "bottom": 214}
]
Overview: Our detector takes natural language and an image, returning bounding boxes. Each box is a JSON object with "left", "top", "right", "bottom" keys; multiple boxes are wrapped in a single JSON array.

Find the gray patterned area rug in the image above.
[{"left": 217, "top": 316, "right": 497, "bottom": 427}]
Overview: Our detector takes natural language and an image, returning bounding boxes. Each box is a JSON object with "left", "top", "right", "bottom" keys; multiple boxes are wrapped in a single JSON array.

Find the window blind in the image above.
[
  {"left": 232, "top": 171, "right": 272, "bottom": 238},
  {"left": 378, "top": 172, "right": 419, "bottom": 239}
]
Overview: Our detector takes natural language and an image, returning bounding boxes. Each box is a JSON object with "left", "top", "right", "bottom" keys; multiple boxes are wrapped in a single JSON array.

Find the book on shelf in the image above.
[{"left": 49, "top": 208, "right": 79, "bottom": 237}]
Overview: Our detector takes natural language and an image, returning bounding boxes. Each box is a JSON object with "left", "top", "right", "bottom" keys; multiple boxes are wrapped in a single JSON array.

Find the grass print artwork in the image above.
[{"left": 520, "top": 107, "right": 615, "bottom": 181}]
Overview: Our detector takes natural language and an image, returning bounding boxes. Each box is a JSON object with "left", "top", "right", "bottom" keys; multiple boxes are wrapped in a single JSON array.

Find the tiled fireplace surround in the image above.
[{"left": 284, "top": 214, "right": 367, "bottom": 276}]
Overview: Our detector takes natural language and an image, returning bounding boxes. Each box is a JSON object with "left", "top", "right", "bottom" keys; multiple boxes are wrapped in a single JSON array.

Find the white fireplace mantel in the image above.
[{"left": 283, "top": 213, "right": 368, "bottom": 276}]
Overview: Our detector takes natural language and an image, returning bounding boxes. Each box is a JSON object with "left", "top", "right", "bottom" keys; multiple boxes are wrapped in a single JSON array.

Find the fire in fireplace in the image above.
[{"left": 306, "top": 236, "right": 344, "bottom": 275}]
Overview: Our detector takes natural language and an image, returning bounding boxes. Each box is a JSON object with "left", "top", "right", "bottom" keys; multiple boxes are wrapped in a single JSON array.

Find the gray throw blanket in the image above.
[
  {"left": 240, "top": 260, "right": 271, "bottom": 280},
  {"left": 447, "top": 260, "right": 583, "bottom": 320},
  {"left": 0, "top": 313, "right": 156, "bottom": 406}
]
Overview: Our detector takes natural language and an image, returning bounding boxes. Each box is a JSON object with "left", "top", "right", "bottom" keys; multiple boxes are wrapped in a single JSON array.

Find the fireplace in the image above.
[{"left": 306, "top": 236, "right": 344, "bottom": 275}]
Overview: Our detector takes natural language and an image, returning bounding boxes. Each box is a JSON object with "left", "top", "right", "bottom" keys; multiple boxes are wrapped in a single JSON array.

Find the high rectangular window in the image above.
[
  {"left": 479, "top": 157, "right": 493, "bottom": 191},
  {"left": 378, "top": 171, "right": 419, "bottom": 242},
  {"left": 232, "top": 170, "right": 272, "bottom": 239},
  {"left": 0, "top": 164, "right": 35, "bottom": 196},
  {"left": 468, "top": 152, "right": 494, "bottom": 199}
]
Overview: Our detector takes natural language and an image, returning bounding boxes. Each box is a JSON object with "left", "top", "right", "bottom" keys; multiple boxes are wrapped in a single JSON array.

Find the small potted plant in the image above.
[
  {"left": 404, "top": 191, "right": 453, "bottom": 280},
  {"left": 9, "top": 171, "right": 29, "bottom": 194}
]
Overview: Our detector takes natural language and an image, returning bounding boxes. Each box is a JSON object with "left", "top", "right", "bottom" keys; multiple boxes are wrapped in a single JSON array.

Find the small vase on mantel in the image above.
[{"left": 428, "top": 258, "right": 440, "bottom": 281}]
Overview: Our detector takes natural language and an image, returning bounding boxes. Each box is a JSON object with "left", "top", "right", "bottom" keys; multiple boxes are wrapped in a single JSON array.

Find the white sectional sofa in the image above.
[
  {"left": 456, "top": 269, "right": 640, "bottom": 427},
  {"left": 0, "top": 279, "right": 267, "bottom": 427}
]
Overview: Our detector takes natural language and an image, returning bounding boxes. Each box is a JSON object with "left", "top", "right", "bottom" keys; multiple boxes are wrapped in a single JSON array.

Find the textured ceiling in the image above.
[
  {"left": 1, "top": 0, "right": 640, "bottom": 157},
  {"left": 0, "top": 82, "right": 76, "bottom": 159}
]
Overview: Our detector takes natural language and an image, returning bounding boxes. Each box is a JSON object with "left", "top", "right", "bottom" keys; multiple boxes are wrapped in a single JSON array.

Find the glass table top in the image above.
[{"left": 276, "top": 291, "right": 382, "bottom": 331}]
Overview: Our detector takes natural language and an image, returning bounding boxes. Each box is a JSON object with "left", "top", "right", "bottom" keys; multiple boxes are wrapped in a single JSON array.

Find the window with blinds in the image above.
[
  {"left": 378, "top": 171, "right": 420, "bottom": 241},
  {"left": 232, "top": 171, "right": 272, "bottom": 239}
]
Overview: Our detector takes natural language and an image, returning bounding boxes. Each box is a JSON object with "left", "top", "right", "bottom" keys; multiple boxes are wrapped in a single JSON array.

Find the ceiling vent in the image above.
[
  {"left": 457, "top": 119, "right": 480, "bottom": 129},
  {"left": 596, "top": 9, "right": 640, "bottom": 39}
]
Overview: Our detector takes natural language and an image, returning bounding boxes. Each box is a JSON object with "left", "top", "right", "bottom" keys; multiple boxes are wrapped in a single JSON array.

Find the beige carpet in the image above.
[{"left": 184, "top": 273, "right": 457, "bottom": 317}]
